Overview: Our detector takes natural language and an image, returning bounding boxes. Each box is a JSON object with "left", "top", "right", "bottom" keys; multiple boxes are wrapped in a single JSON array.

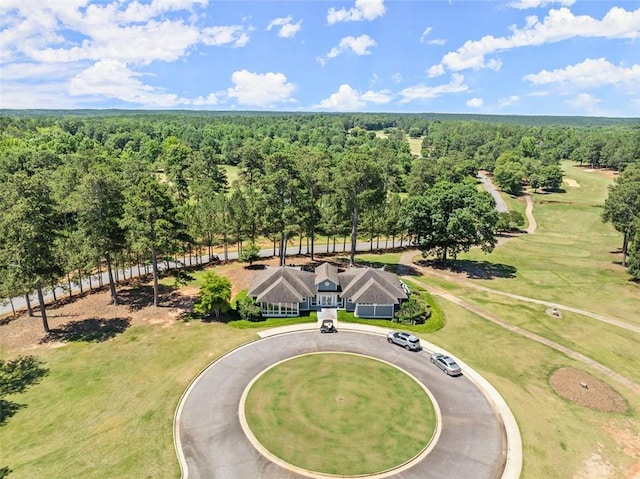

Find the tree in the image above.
[
  {"left": 257, "top": 151, "right": 299, "bottom": 266},
  {"left": 0, "top": 173, "right": 62, "bottom": 333},
  {"left": 539, "top": 164, "right": 563, "bottom": 191},
  {"left": 335, "top": 150, "right": 384, "bottom": 265},
  {"left": 402, "top": 181, "right": 499, "bottom": 261},
  {"left": 236, "top": 294, "right": 262, "bottom": 322},
  {"left": 602, "top": 163, "right": 640, "bottom": 266},
  {"left": 194, "top": 271, "right": 232, "bottom": 319},
  {"left": 294, "top": 147, "right": 330, "bottom": 260},
  {"left": 75, "top": 166, "right": 126, "bottom": 305},
  {"left": 496, "top": 211, "right": 525, "bottom": 232},
  {"left": 493, "top": 153, "right": 526, "bottom": 195},
  {"left": 121, "top": 174, "right": 184, "bottom": 307},
  {"left": 626, "top": 225, "right": 640, "bottom": 280},
  {"left": 239, "top": 242, "right": 261, "bottom": 266}
]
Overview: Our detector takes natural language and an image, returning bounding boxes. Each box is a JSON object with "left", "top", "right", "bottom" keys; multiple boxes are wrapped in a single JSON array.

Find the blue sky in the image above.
[{"left": 1, "top": 0, "right": 639, "bottom": 116}]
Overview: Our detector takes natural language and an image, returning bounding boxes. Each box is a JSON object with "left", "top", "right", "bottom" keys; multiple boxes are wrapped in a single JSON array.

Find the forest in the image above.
[{"left": 1, "top": 111, "right": 639, "bottom": 329}]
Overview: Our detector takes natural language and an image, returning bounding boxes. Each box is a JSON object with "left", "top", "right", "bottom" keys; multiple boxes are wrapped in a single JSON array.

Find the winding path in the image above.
[{"left": 397, "top": 187, "right": 640, "bottom": 394}]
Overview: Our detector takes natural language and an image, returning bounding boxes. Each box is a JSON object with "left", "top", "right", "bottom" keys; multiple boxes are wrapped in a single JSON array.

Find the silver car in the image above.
[
  {"left": 430, "top": 353, "right": 462, "bottom": 376},
  {"left": 387, "top": 331, "right": 421, "bottom": 351}
]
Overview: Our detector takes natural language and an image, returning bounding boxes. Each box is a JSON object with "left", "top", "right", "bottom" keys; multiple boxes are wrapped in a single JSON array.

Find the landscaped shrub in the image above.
[
  {"left": 236, "top": 293, "right": 262, "bottom": 322},
  {"left": 394, "top": 297, "right": 431, "bottom": 325}
]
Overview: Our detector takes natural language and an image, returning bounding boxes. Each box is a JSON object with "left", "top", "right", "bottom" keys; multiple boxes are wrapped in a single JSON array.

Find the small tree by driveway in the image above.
[{"left": 194, "top": 272, "right": 231, "bottom": 319}]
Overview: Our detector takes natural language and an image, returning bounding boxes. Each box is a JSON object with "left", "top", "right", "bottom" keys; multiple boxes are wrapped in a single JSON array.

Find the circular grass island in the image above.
[{"left": 243, "top": 353, "right": 437, "bottom": 476}]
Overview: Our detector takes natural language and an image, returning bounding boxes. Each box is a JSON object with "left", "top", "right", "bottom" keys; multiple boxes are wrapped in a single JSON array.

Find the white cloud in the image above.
[
  {"left": 0, "top": 1, "right": 251, "bottom": 67},
  {"left": 317, "top": 84, "right": 391, "bottom": 111},
  {"left": 68, "top": 59, "right": 218, "bottom": 107},
  {"left": 30, "top": 20, "right": 202, "bottom": 65},
  {"left": 319, "top": 85, "right": 365, "bottom": 110},
  {"left": 327, "top": 0, "right": 385, "bottom": 25},
  {"left": 202, "top": 25, "right": 252, "bottom": 47},
  {"left": 399, "top": 73, "right": 468, "bottom": 103},
  {"left": 508, "top": 0, "right": 575, "bottom": 10},
  {"left": 119, "top": 0, "right": 208, "bottom": 23},
  {"left": 362, "top": 89, "right": 393, "bottom": 104},
  {"left": 226, "top": 70, "right": 296, "bottom": 107},
  {"left": 524, "top": 58, "right": 640, "bottom": 90},
  {"left": 498, "top": 95, "right": 520, "bottom": 107},
  {"left": 321, "top": 35, "right": 377, "bottom": 63},
  {"left": 427, "top": 64, "right": 445, "bottom": 78},
  {"left": 0, "top": 62, "right": 82, "bottom": 81},
  {"left": 266, "top": 16, "right": 302, "bottom": 38},
  {"left": 0, "top": 81, "right": 87, "bottom": 109},
  {"left": 467, "top": 98, "right": 483, "bottom": 107},
  {"left": 565, "top": 93, "right": 602, "bottom": 113},
  {"left": 420, "top": 27, "right": 445, "bottom": 45},
  {"left": 391, "top": 72, "right": 402, "bottom": 84},
  {"left": 439, "top": 6, "right": 640, "bottom": 72}
]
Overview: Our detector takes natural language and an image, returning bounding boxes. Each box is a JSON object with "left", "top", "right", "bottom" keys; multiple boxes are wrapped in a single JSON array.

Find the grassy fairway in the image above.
[
  {"left": 418, "top": 297, "right": 640, "bottom": 479},
  {"left": 458, "top": 163, "right": 640, "bottom": 324},
  {"left": 0, "top": 322, "right": 257, "bottom": 479},
  {"left": 398, "top": 163, "right": 640, "bottom": 478},
  {"left": 244, "top": 353, "right": 436, "bottom": 475}
]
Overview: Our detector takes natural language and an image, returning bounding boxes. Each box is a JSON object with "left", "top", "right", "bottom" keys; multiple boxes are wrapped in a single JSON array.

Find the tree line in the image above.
[{"left": 1, "top": 112, "right": 639, "bottom": 332}]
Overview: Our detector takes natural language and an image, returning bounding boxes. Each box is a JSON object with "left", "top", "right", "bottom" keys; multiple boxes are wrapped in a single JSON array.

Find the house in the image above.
[{"left": 247, "top": 262, "right": 408, "bottom": 319}]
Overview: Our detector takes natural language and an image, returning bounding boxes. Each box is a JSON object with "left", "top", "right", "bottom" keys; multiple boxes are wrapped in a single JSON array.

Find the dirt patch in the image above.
[
  {"left": 564, "top": 178, "right": 580, "bottom": 188},
  {"left": 602, "top": 420, "right": 640, "bottom": 478},
  {"left": 0, "top": 256, "right": 333, "bottom": 353},
  {"left": 574, "top": 452, "right": 616, "bottom": 479},
  {"left": 0, "top": 282, "right": 197, "bottom": 353},
  {"left": 550, "top": 368, "right": 628, "bottom": 413}
]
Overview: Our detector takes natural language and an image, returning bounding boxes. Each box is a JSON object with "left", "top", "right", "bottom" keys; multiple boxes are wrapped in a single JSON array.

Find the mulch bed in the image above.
[{"left": 550, "top": 367, "right": 628, "bottom": 413}]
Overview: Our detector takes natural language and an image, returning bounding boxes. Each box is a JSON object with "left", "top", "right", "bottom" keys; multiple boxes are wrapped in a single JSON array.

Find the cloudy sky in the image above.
[{"left": 1, "top": 0, "right": 639, "bottom": 116}]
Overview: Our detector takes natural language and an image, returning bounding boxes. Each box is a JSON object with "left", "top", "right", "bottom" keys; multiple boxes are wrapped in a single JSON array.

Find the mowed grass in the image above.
[
  {"left": 0, "top": 322, "right": 257, "bottom": 479},
  {"left": 244, "top": 353, "right": 436, "bottom": 475},
  {"left": 397, "top": 162, "right": 640, "bottom": 477},
  {"left": 419, "top": 297, "right": 640, "bottom": 479},
  {"left": 457, "top": 162, "right": 640, "bottom": 325}
]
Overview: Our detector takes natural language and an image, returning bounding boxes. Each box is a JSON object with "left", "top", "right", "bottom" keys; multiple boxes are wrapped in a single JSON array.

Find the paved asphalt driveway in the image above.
[{"left": 175, "top": 331, "right": 507, "bottom": 479}]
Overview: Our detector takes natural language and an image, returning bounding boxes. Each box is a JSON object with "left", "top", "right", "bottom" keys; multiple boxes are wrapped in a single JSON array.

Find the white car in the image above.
[
  {"left": 430, "top": 353, "right": 462, "bottom": 376},
  {"left": 387, "top": 331, "right": 421, "bottom": 351}
]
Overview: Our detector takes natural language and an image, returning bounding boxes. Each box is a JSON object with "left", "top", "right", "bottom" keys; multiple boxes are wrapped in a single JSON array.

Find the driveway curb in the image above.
[
  {"left": 258, "top": 323, "right": 522, "bottom": 479},
  {"left": 175, "top": 323, "right": 522, "bottom": 479}
]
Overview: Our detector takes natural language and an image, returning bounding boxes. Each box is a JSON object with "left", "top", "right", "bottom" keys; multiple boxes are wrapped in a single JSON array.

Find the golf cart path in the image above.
[
  {"left": 524, "top": 194, "right": 536, "bottom": 234},
  {"left": 398, "top": 251, "right": 640, "bottom": 395}
]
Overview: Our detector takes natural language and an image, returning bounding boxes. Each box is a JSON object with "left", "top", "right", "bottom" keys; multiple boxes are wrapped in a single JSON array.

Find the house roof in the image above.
[
  {"left": 339, "top": 267, "right": 408, "bottom": 304},
  {"left": 248, "top": 262, "right": 407, "bottom": 306},
  {"left": 348, "top": 278, "right": 401, "bottom": 304},
  {"left": 315, "top": 262, "right": 339, "bottom": 286},
  {"left": 248, "top": 266, "right": 316, "bottom": 304}
]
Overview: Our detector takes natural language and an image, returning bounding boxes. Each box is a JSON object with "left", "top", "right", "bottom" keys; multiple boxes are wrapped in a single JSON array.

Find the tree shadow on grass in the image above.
[
  {"left": 0, "top": 355, "right": 49, "bottom": 426},
  {"left": 0, "top": 398, "right": 25, "bottom": 426},
  {"left": 42, "top": 317, "right": 131, "bottom": 343},
  {"left": 419, "top": 259, "right": 517, "bottom": 280},
  {"left": 117, "top": 284, "right": 178, "bottom": 311}
]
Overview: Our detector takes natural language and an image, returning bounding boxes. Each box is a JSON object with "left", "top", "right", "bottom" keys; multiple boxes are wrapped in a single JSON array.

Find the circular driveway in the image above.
[{"left": 175, "top": 330, "right": 510, "bottom": 479}]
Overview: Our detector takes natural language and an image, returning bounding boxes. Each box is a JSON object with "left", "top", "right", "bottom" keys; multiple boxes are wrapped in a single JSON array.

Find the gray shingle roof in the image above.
[
  {"left": 339, "top": 267, "right": 408, "bottom": 304},
  {"left": 249, "top": 263, "right": 407, "bottom": 306},
  {"left": 248, "top": 267, "right": 316, "bottom": 303},
  {"left": 314, "top": 262, "right": 339, "bottom": 286}
]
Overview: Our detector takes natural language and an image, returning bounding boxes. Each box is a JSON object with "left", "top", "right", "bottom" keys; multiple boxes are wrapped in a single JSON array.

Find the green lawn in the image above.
[
  {"left": 419, "top": 297, "right": 640, "bottom": 479},
  {"left": 0, "top": 323, "right": 257, "bottom": 479},
  {"left": 397, "top": 163, "right": 640, "bottom": 478},
  {"left": 456, "top": 163, "right": 640, "bottom": 324},
  {"left": 244, "top": 353, "right": 436, "bottom": 475}
]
